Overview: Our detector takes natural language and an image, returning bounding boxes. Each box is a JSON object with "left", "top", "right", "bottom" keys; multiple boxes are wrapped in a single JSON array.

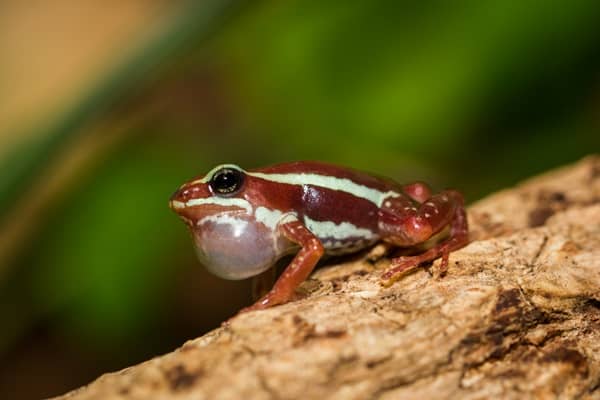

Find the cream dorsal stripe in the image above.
[
  {"left": 188, "top": 164, "right": 401, "bottom": 207},
  {"left": 248, "top": 171, "right": 399, "bottom": 207}
]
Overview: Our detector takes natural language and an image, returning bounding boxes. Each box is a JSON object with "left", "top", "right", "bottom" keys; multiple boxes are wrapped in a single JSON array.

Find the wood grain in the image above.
[{"left": 54, "top": 156, "right": 600, "bottom": 400}]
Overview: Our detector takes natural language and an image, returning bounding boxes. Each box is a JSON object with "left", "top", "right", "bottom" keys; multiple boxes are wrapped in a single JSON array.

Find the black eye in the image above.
[{"left": 209, "top": 167, "right": 244, "bottom": 195}]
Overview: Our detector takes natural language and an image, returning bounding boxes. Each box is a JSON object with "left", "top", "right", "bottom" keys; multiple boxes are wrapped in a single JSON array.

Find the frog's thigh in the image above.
[{"left": 379, "top": 192, "right": 458, "bottom": 246}]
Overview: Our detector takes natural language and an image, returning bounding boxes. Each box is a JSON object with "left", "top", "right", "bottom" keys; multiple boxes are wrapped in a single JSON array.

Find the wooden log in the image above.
[{"left": 54, "top": 156, "right": 600, "bottom": 400}]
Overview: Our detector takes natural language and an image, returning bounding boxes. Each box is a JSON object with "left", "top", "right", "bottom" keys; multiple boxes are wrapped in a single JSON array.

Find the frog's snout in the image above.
[{"left": 169, "top": 183, "right": 203, "bottom": 210}]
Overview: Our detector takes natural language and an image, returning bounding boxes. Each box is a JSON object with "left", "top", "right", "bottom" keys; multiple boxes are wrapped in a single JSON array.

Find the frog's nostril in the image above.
[
  {"left": 170, "top": 185, "right": 202, "bottom": 204},
  {"left": 170, "top": 188, "right": 183, "bottom": 202}
]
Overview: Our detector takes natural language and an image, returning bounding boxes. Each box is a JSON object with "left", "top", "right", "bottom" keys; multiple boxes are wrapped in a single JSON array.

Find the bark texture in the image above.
[{"left": 54, "top": 156, "right": 600, "bottom": 400}]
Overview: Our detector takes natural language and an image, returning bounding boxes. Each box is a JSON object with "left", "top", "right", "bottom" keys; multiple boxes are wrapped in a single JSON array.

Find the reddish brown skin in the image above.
[{"left": 170, "top": 161, "right": 469, "bottom": 315}]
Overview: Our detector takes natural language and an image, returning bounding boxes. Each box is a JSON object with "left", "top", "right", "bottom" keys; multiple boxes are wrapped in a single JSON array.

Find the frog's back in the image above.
[
  {"left": 252, "top": 161, "right": 399, "bottom": 192},
  {"left": 248, "top": 161, "right": 401, "bottom": 254}
]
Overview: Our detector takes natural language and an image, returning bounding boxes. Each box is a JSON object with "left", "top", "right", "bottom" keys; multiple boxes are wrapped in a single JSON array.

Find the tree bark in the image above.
[{"left": 54, "top": 156, "right": 600, "bottom": 400}]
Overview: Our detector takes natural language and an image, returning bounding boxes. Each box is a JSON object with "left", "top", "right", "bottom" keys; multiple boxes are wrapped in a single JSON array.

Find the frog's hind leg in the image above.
[
  {"left": 379, "top": 190, "right": 468, "bottom": 284},
  {"left": 402, "top": 181, "right": 433, "bottom": 203}
]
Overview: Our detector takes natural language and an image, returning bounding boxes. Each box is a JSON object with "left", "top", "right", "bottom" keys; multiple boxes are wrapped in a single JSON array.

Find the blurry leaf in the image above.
[
  {"left": 0, "top": 0, "right": 241, "bottom": 225},
  {"left": 219, "top": 0, "right": 600, "bottom": 156},
  {"left": 30, "top": 138, "right": 195, "bottom": 344}
]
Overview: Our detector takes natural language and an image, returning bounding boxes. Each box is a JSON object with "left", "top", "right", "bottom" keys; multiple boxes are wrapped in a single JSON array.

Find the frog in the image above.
[{"left": 169, "top": 161, "right": 468, "bottom": 313}]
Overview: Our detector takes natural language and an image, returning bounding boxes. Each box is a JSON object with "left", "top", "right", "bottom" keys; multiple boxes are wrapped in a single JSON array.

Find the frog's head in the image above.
[
  {"left": 170, "top": 164, "right": 278, "bottom": 280},
  {"left": 170, "top": 164, "right": 248, "bottom": 224}
]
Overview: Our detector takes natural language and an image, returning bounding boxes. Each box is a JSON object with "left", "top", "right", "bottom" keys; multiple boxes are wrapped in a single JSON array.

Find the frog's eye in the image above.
[{"left": 209, "top": 167, "right": 245, "bottom": 196}]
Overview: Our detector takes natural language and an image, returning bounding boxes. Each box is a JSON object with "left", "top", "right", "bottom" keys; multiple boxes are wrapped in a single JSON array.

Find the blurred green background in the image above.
[{"left": 0, "top": 1, "right": 599, "bottom": 398}]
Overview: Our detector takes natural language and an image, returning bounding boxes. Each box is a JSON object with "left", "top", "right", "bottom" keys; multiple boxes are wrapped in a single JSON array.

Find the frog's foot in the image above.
[
  {"left": 229, "top": 287, "right": 295, "bottom": 321},
  {"left": 381, "top": 244, "right": 451, "bottom": 286},
  {"left": 222, "top": 300, "right": 269, "bottom": 326}
]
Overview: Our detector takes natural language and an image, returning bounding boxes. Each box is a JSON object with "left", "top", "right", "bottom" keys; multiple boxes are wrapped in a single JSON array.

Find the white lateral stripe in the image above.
[
  {"left": 170, "top": 200, "right": 186, "bottom": 209},
  {"left": 254, "top": 206, "right": 285, "bottom": 230},
  {"left": 198, "top": 214, "right": 249, "bottom": 237},
  {"left": 184, "top": 197, "right": 252, "bottom": 213},
  {"left": 249, "top": 171, "right": 399, "bottom": 207},
  {"left": 303, "top": 216, "right": 376, "bottom": 241},
  {"left": 198, "top": 214, "right": 248, "bottom": 227}
]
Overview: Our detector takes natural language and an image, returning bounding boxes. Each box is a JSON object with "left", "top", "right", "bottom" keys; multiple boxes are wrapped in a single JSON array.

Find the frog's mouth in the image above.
[{"left": 171, "top": 203, "right": 250, "bottom": 228}]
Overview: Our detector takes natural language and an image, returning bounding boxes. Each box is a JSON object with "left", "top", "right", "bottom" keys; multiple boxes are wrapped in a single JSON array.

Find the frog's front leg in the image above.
[
  {"left": 240, "top": 218, "right": 324, "bottom": 313},
  {"left": 251, "top": 267, "right": 278, "bottom": 301},
  {"left": 379, "top": 188, "right": 468, "bottom": 284}
]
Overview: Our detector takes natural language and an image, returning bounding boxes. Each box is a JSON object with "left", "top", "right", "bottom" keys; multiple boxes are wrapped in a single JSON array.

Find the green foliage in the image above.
[
  {"left": 29, "top": 140, "right": 194, "bottom": 344},
  {"left": 217, "top": 0, "right": 600, "bottom": 163}
]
